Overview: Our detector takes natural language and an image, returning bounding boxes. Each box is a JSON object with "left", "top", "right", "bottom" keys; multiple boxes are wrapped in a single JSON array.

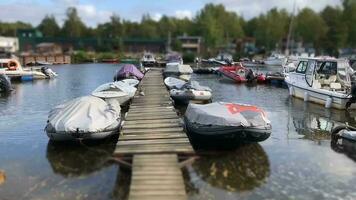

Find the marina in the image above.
[{"left": 0, "top": 63, "right": 356, "bottom": 199}]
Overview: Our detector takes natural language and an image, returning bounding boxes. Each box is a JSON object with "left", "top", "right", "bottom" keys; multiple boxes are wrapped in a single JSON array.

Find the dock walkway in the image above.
[{"left": 114, "top": 68, "right": 194, "bottom": 200}]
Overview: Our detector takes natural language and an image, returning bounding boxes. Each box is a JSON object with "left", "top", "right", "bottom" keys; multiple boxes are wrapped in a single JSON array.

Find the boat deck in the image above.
[{"left": 114, "top": 68, "right": 194, "bottom": 200}]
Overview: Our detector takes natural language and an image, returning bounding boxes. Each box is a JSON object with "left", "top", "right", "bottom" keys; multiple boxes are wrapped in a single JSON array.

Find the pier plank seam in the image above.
[{"left": 114, "top": 68, "right": 194, "bottom": 200}]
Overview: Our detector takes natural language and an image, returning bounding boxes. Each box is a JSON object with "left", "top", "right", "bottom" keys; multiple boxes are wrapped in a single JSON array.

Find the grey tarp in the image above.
[
  {"left": 183, "top": 81, "right": 212, "bottom": 91},
  {"left": 164, "top": 77, "right": 187, "bottom": 89},
  {"left": 164, "top": 63, "right": 193, "bottom": 74},
  {"left": 185, "top": 102, "right": 270, "bottom": 127},
  {"left": 46, "top": 96, "right": 121, "bottom": 133}
]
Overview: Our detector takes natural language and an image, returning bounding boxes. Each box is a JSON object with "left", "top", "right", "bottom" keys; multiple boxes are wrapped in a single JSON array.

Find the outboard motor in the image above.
[
  {"left": 41, "top": 66, "right": 57, "bottom": 78},
  {"left": 0, "top": 74, "right": 12, "bottom": 94},
  {"left": 245, "top": 69, "right": 256, "bottom": 82},
  {"left": 346, "top": 81, "right": 356, "bottom": 109}
]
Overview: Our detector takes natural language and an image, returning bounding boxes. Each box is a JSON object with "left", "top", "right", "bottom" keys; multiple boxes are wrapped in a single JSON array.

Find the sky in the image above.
[{"left": 0, "top": 0, "right": 342, "bottom": 27}]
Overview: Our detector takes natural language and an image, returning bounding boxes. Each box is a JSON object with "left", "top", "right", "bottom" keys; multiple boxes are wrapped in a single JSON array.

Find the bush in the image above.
[{"left": 183, "top": 52, "right": 196, "bottom": 63}]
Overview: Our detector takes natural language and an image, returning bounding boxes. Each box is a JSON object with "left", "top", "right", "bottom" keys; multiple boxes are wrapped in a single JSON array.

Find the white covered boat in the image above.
[
  {"left": 92, "top": 81, "right": 137, "bottom": 105},
  {"left": 264, "top": 53, "right": 287, "bottom": 66},
  {"left": 45, "top": 96, "right": 121, "bottom": 141},
  {"left": 184, "top": 102, "right": 272, "bottom": 149},
  {"left": 140, "top": 52, "right": 156, "bottom": 67},
  {"left": 169, "top": 81, "right": 212, "bottom": 104},
  {"left": 285, "top": 58, "right": 356, "bottom": 109},
  {"left": 164, "top": 62, "right": 193, "bottom": 81},
  {"left": 0, "top": 59, "right": 57, "bottom": 81},
  {"left": 164, "top": 77, "right": 187, "bottom": 89},
  {"left": 121, "top": 79, "right": 140, "bottom": 87}
]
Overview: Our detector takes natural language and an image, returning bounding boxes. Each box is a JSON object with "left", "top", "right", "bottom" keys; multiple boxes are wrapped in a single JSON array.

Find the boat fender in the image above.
[
  {"left": 289, "top": 87, "right": 294, "bottom": 96},
  {"left": 325, "top": 97, "right": 333, "bottom": 108},
  {"left": 304, "top": 92, "right": 309, "bottom": 102}
]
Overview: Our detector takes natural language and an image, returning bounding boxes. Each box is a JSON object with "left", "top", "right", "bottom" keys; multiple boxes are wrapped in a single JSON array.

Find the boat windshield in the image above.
[{"left": 337, "top": 60, "right": 353, "bottom": 87}]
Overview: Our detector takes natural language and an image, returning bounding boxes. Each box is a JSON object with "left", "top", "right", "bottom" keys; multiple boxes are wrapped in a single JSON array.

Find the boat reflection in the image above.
[
  {"left": 191, "top": 143, "right": 270, "bottom": 192},
  {"left": 46, "top": 140, "right": 116, "bottom": 177},
  {"left": 290, "top": 98, "right": 356, "bottom": 141}
]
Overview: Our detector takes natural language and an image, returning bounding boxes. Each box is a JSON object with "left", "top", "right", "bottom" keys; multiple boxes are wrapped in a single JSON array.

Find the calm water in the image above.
[{"left": 0, "top": 64, "right": 355, "bottom": 200}]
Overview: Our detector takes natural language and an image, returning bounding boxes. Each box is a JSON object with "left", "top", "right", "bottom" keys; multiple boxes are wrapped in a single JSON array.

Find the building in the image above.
[
  {"left": 0, "top": 36, "right": 19, "bottom": 53},
  {"left": 123, "top": 38, "right": 166, "bottom": 53},
  {"left": 177, "top": 35, "right": 202, "bottom": 54},
  {"left": 36, "top": 43, "right": 63, "bottom": 55}
]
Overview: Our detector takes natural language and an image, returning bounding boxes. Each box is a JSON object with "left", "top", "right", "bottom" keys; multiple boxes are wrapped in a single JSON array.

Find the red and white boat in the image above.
[{"left": 218, "top": 63, "right": 266, "bottom": 83}]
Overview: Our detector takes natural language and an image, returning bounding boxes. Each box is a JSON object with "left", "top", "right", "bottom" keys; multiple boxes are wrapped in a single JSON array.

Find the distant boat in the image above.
[
  {"left": 0, "top": 59, "right": 57, "bottom": 81},
  {"left": 163, "top": 63, "right": 193, "bottom": 81},
  {"left": 140, "top": 52, "right": 156, "bottom": 67},
  {"left": 285, "top": 57, "right": 356, "bottom": 109},
  {"left": 264, "top": 53, "right": 287, "bottom": 66},
  {"left": 218, "top": 64, "right": 266, "bottom": 83}
]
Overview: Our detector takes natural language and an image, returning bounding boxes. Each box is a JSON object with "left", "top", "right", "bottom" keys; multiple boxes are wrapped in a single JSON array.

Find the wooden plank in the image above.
[
  {"left": 123, "top": 123, "right": 181, "bottom": 129},
  {"left": 122, "top": 127, "right": 183, "bottom": 134},
  {"left": 117, "top": 138, "right": 190, "bottom": 146},
  {"left": 125, "top": 115, "right": 179, "bottom": 121}
]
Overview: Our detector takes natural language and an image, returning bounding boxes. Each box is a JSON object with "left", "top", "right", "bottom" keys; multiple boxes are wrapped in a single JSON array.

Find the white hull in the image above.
[
  {"left": 46, "top": 129, "right": 118, "bottom": 141},
  {"left": 264, "top": 59, "right": 286, "bottom": 66},
  {"left": 286, "top": 83, "right": 356, "bottom": 109}
]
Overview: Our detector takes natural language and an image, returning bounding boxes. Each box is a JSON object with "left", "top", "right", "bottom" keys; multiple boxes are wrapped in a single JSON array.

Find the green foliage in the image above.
[
  {"left": 183, "top": 52, "right": 196, "bottom": 63},
  {"left": 343, "top": 0, "right": 356, "bottom": 47},
  {"left": 72, "top": 51, "right": 92, "bottom": 63},
  {"left": 37, "top": 15, "right": 60, "bottom": 37},
  {"left": 0, "top": 21, "right": 32, "bottom": 36},
  {"left": 62, "top": 7, "right": 88, "bottom": 37}
]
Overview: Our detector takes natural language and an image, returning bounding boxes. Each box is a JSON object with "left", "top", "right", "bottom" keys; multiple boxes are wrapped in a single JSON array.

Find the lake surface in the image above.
[{"left": 0, "top": 64, "right": 355, "bottom": 200}]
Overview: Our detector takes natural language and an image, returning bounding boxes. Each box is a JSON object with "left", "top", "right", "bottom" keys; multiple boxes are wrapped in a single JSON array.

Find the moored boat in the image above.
[
  {"left": 285, "top": 57, "right": 356, "bottom": 109},
  {"left": 163, "top": 62, "right": 193, "bottom": 81},
  {"left": 218, "top": 64, "right": 266, "bottom": 83},
  {"left": 184, "top": 102, "right": 271, "bottom": 149},
  {"left": 0, "top": 59, "right": 57, "bottom": 81},
  {"left": 169, "top": 81, "right": 212, "bottom": 104},
  {"left": 113, "top": 64, "right": 144, "bottom": 81},
  {"left": 92, "top": 81, "right": 137, "bottom": 105},
  {"left": 140, "top": 52, "right": 156, "bottom": 67},
  {"left": 164, "top": 77, "right": 187, "bottom": 89},
  {"left": 45, "top": 96, "right": 121, "bottom": 141}
]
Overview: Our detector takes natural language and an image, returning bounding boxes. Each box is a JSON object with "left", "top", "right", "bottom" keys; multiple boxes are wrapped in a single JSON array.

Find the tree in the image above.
[
  {"left": 295, "top": 8, "right": 327, "bottom": 52},
  {"left": 61, "top": 7, "right": 87, "bottom": 37},
  {"left": 37, "top": 15, "right": 60, "bottom": 37},
  {"left": 343, "top": 0, "right": 356, "bottom": 47},
  {"left": 0, "top": 21, "right": 32, "bottom": 37},
  {"left": 321, "top": 6, "right": 347, "bottom": 56}
]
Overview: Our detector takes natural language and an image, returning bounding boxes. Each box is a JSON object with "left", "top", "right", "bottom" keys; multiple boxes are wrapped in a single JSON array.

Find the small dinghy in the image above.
[
  {"left": 184, "top": 102, "right": 271, "bottom": 149},
  {"left": 331, "top": 125, "right": 356, "bottom": 143},
  {"left": 92, "top": 81, "right": 137, "bottom": 105},
  {"left": 0, "top": 74, "right": 12, "bottom": 93},
  {"left": 170, "top": 81, "right": 212, "bottom": 104},
  {"left": 164, "top": 63, "right": 193, "bottom": 81},
  {"left": 113, "top": 64, "right": 144, "bottom": 81},
  {"left": 218, "top": 64, "right": 266, "bottom": 83},
  {"left": 121, "top": 79, "right": 140, "bottom": 87},
  {"left": 45, "top": 96, "right": 121, "bottom": 141},
  {"left": 164, "top": 77, "right": 187, "bottom": 89}
]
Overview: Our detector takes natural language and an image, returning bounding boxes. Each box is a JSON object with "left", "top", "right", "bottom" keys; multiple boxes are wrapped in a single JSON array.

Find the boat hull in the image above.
[
  {"left": 46, "top": 128, "right": 120, "bottom": 142},
  {"left": 184, "top": 118, "right": 271, "bottom": 149},
  {"left": 286, "top": 83, "right": 356, "bottom": 109}
]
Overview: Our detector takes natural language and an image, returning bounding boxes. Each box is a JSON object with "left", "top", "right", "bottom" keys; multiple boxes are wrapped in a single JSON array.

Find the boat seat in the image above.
[
  {"left": 322, "top": 75, "right": 337, "bottom": 85},
  {"left": 330, "top": 82, "right": 342, "bottom": 91},
  {"left": 312, "top": 80, "right": 321, "bottom": 89}
]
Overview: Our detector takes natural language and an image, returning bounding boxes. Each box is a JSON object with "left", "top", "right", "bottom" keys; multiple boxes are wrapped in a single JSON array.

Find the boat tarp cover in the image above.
[
  {"left": 93, "top": 81, "right": 137, "bottom": 97},
  {"left": 47, "top": 96, "right": 121, "bottom": 133},
  {"left": 183, "top": 81, "right": 212, "bottom": 91},
  {"left": 164, "top": 77, "right": 186, "bottom": 89},
  {"left": 185, "top": 102, "right": 270, "bottom": 127},
  {"left": 121, "top": 79, "right": 140, "bottom": 87},
  {"left": 341, "top": 130, "right": 356, "bottom": 141},
  {"left": 165, "top": 64, "right": 193, "bottom": 74},
  {"left": 116, "top": 64, "right": 144, "bottom": 80}
]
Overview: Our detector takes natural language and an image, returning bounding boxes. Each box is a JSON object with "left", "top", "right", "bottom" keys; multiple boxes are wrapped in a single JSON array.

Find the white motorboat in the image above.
[
  {"left": 164, "top": 77, "right": 187, "bottom": 89},
  {"left": 45, "top": 96, "right": 121, "bottom": 141},
  {"left": 164, "top": 62, "right": 193, "bottom": 81},
  {"left": 184, "top": 102, "right": 272, "bottom": 149},
  {"left": 140, "top": 52, "right": 156, "bottom": 67},
  {"left": 264, "top": 53, "right": 287, "bottom": 66},
  {"left": 0, "top": 59, "right": 57, "bottom": 81},
  {"left": 92, "top": 81, "right": 137, "bottom": 105},
  {"left": 169, "top": 81, "right": 212, "bottom": 104},
  {"left": 285, "top": 57, "right": 356, "bottom": 109}
]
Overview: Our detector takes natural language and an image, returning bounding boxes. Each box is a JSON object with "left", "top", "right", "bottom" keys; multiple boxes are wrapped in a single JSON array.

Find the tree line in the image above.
[{"left": 0, "top": 1, "right": 355, "bottom": 56}]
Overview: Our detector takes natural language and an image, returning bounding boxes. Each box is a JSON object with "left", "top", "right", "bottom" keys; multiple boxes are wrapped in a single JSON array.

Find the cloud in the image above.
[
  {"left": 152, "top": 13, "right": 163, "bottom": 21},
  {"left": 175, "top": 10, "right": 193, "bottom": 19}
]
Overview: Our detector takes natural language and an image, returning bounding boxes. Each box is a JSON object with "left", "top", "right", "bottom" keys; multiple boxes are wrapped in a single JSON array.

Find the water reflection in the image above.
[
  {"left": 46, "top": 139, "right": 116, "bottom": 177},
  {"left": 190, "top": 144, "right": 270, "bottom": 193},
  {"left": 290, "top": 98, "right": 356, "bottom": 141}
]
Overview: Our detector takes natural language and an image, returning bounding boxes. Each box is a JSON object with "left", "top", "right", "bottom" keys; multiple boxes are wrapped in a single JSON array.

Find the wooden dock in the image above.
[{"left": 114, "top": 68, "right": 194, "bottom": 200}]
